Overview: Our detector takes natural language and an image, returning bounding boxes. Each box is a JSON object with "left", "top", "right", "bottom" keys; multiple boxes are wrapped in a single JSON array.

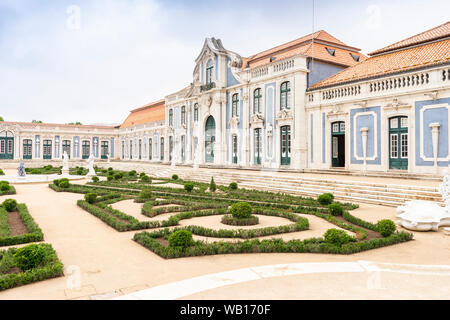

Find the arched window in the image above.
[
  {"left": 194, "top": 104, "right": 199, "bottom": 122},
  {"left": 206, "top": 60, "right": 214, "bottom": 84},
  {"left": 253, "top": 88, "right": 262, "bottom": 114},
  {"left": 169, "top": 109, "right": 173, "bottom": 126},
  {"left": 280, "top": 81, "right": 291, "bottom": 110},
  {"left": 181, "top": 106, "right": 186, "bottom": 125},
  {"left": 160, "top": 137, "right": 164, "bottom": 161},
  {"left": 232, "top": 93, "right": 239, "bottom": 117}
]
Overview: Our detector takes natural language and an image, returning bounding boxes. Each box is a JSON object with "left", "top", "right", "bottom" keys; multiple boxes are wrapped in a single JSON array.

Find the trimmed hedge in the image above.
[
  {"left": 134, "top": 229, "right": 413, "bottom": 259},
  {"left": 376, "top": 219, "right": 397, "bottom": 237},
  {"left": 0, "top": 243, "right": 64, "bottom": 291},
  {"left": 0, "top": 204, "right": 44, "bottom": 247},
  {"left": 221, "top": 215, "right": 259, "bottom": 226},
  {"left": 0, "top": 182, "right": 15, "bottom": 196},
  {"left": 229, "top": 202, "right": 252, "bottom": 219},
  {"left": 317, "top": 193, "right": 334, "bottom": 205}
]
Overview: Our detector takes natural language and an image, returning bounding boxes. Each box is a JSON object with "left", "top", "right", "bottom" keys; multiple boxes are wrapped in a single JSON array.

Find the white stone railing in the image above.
[
  {"left": 307, "top": 67, "right": 449, "bottom": 107},
  {"left": 250, "top": 56, "right": 300, "bottom": 80}
]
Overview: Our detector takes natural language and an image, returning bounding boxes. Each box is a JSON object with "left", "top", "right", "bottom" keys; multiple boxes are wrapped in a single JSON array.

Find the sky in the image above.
[{"left": 0, "top": 0, "right": 449, "bottom": 125}]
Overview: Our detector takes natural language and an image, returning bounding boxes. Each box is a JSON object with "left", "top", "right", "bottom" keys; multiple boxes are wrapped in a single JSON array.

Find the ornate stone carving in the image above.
[
  {"left": 276, "top": 109, "right": 293, "bottom": 121},
  {"left": 384, "top": 98, "right": 408, "bottom": 111},
  {"left": 229, "top": 116, "right": 240, "bottom": 129},
  {"left": 250, "top": 113, "right": 265, "bottom": 126}
]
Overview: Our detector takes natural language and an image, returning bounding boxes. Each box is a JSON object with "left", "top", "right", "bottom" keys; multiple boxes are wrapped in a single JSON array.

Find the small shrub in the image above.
[
  {"left": 128, "top": 170, "right": 137, "bottom": 177},
  {"left": 209, "top": 177, "right": 217, "bottom": 192},
  {"left": 53, "top": 179, "right": 60, "bottom": 187},
  {"left": 114, "top": 172, "right": 123, "bottom": 180},
  {"left": 137, "top": 189, "right": 152, "bottom": 201},
  {"left": 318, "top": 193, "right": 334, "bottom": 205},
  {"left": 76, "top": 168, "right": 83, "bottom": 175},
  {"left": 168, "top": 230, "right": 193, "bottom": 249},
  {"left": 172, "top": 174, "right": 179, "bottom": 181},
  {"left": 140, "top": 172, "right": 146, "bottom": 178},
  {"left": 229, "top": 182, "right": 238, "bottom": 190},
  {"left": 92, "top": 176, "right": 99, "bottom": 183},
  {"left": 229, "top": 202, "right": 252, "bottom": 219},
  {"left": 184, "top": 182, "right": 195, "bottom": 193},
  {"left": 0, "top": 181, "right": 10, "bottom": 192},
  {"left": 44, "top": 165, "right": 53, "bottom": 170},
  {"left": 376, "top": 219, "right": 396, "bottom": 237},
  {"left": 13, "top": 244, "right": 46, "bottom": 271},
  {"left": 107, "top": 175, "right": 114, "bottom": 182},
  {"left": 140, "top": 175, "right": 151, "bottom": 183},
  {"left": 0, "top": 169, "right": 4, "bottom": 175},
  {"left": 84, "top": 193, "right": 98, "bottom": 204},
  {"left": 108, "top": 167, "right": 113, "bottom": 171},
  {"left": 58, "top": 178, "right": 70, "bottom": 188},
  {"left": 30, "top": 168, "right": 41, "bottom": 175},
  {"left": 328, "top": 203, "right": 344, "bottom": 216},
  {"left": 324, "top": 229, "right": 354, "bottom": 246},
  {"left": 2, "top": 199, "right": 17, "bottom": 212}
]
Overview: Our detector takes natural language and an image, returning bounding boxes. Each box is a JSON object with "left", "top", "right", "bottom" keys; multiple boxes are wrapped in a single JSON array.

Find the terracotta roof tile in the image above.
[
  {"left": 369, "top": 21, "right": 450, "bottom": 56},
  {"left": 309, "top": 39, "right": 450, "bottom": 90},
  {"left": 244, "top": 30, "right": 364, "bottom": 70},
  {"left": 120, "top": 100, "right": 165, "bottom": 128}
]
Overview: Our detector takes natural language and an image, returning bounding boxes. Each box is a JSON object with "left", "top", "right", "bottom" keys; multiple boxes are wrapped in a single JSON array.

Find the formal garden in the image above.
[
  {"left": 49, "top": 168, "right": 413, "bottom": 259},
  {"left": 0, "top": 198, "right": 63, "bottom": 291}
]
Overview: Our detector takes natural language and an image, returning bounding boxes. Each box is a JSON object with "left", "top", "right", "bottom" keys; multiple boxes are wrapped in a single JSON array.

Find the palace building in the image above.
[{"left": 1, "top": 22, "right": 449, "bottom": 176}]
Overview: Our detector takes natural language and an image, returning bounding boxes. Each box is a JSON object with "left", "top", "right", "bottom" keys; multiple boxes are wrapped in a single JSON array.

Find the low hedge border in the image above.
[
  {"left": 141, "top": 199, "right": 223, "bottom": 217},
  {"left": 133, "top": 228, "right": 413, "bottom": 259},
  {"left": 0, "top": 204, "right": 44, "bottom": 247},
  {"left": 221, "top": 215, "right": 259, "bottom": 226},
  {"left": 0, "top": 243, "right": 64, "bottom": 291}
]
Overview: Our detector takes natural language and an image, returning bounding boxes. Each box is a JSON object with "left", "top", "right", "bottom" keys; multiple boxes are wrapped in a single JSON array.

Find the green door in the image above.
[
  {"left": 389, "top": 116, "right": 408, "bottom": 170},
  {"left": 138, "top": 140, "right": 142, "bottom": 160},
  {"left": 205, "top": 116, "right": 215, "bottom": 163},
  {"left": 43, "top": 140, "right": 52, "bottom": 160},
  {"left": 160, "top": 138, "right": 164, "bottom": 161},
  {"left": 149, "top": 139, "right": 152, "bottom": 160},
  {"left": 23, "top": 139, "right": 32, "bottom": 160},
  {"left": 101, "top": 141, "right": 109, "bottom": 159},
  {"left": 254, "top": 128, "right": 262, "bottom": 165},
  {"left": 63, "top": 140, "right": 71, "bottom": 159},
  {"left": 331, "top": 122, "right": 345, "bottom": 167},
  {"left": 232, "top": 135, "right": 238, "bottom": 164},
  {"left": 280, "top": 126, "right": 291, "bottom": 165},
  {"left": 0, "top": 131, "right": 14, "bottom": 160}
]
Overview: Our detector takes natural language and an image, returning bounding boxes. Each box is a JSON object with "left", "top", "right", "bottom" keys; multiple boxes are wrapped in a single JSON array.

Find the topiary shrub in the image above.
[
  {"left": 114, "top": 172, "right": 123, "bottom": 180},
  {"left": 84, "top": 193, "right": 98, "bottom": 204},
  {"left": 318, "top": 193, "right": 334, "bottom": 205},
  {"left": 0, "top": 169, "right": 4, "bottom": 175},
  {"left": 0, "top": 181, "right": 10, "bottom": 192},
  {"left": 229, "top": 182, "right": 238, "bottom": 190},
  {"left": 108, "top": 167, "right": 113, "bottom": 171},
  {"left": 76, "top": 168, "right": 84, "bottom": 175},
  {"left": 128, "top": 170, "right": 137, "bottom": 177},
  {"left": 376, "top": 219, "right": 397, "bottom": 237},
  {"left": 328, "top": 203, "right": 344, "bottom": 216},
  {"left": 168, "top": 230, "right": 194, "bottom": 249},
  {"left": 140, "top": 172, "right": 146, "bottom": 178},
  {"left": 58, "top": 178, "right": 70, "bottom": 188},
  {"left": 44, "top": 165, "right": 53, "bottom": 170},
  {"left": 324, "top": 228, "right": 355, "bottom": 246},
  {"left": 53, "top": 179, "right": 60, "bottom": 187},
  {"left": 209, "top": 177, "right": 217, "bottom": 192},
  {"left": 172, "top": 174, "right": 179, "bottom": 181},
  {"left": 92, "top": 176, "right": 99, "bottom": 183},
  {"left": 107, "top": 175, "right": 114, "bottom": 182},
  {"left": 229, "top": 202, "right": 252, "bottom": 219},
  {"left": 13, "top": 244, "right": 46, "bottom": 271},
  {"left": 2, "top": 199, "right": 17, "bottom": 212},
  {"left": 140, "top": 175, "right": 151, "bottom": 183},
  {"left": 137, "top": 189, "right": 152, "bottom": 202},
  {"left": 184, "top": 182, "right": 194, "bottom": 193}
]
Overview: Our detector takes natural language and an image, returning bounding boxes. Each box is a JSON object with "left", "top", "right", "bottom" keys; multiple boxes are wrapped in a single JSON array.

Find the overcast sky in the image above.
[{"left": 0, "top": 0, "right": 449, "bottom": 125}]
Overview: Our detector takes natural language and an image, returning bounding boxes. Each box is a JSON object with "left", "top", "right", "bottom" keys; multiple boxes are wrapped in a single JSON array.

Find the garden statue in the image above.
[
  {"left": 17, "top": 160, "right": 26, "bottom": 177},
  {"left": 106, "top": 153, "right": 111, "bottom": 163},
  {"left": 62, "top": 151, "right": 69, "bottom": 175},
  {"left": 396, "top": 167, "right": 450, "bottom": 231},
  {"left": 86, "top": 153, "right": 96, "bottom": 177}
]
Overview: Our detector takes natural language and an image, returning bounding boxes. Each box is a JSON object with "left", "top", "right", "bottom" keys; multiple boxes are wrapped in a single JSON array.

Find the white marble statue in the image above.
[
  {"left": 62, "top": 151, "right": 69, "bottom": 175},
  {"left": 17, "top": 160, "right": 26, "bottom": 177},
  {"left": 86, "top": 153, "right": 96, "bottom": 177},
  {"left": 106, "top": 153, "right": 111, "bottom": 163},
  {"left": 396, "top": 167, "right": 450, "bottom": 231}
]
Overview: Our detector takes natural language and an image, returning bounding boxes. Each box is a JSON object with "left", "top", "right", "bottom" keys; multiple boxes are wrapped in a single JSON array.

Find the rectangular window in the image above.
[
  {"left": 401, "top": 133, "right": 408, "bottom": 158},
  {"left": 254, "top": 129, "right": 262, "bottom": 165},
  {"left": 7, "top": 140, "right": 13, "bottom": 154},
  {"left": 340, "top": 123, "right": 345, "bottom": 132},
  {"left": 400, "top": 118, "right": 408, "bottom": 128},
  {"left": 332, "top": 137, "right": 338, "bottom": 158},
  {"left": 390, "top": 118, "right": 398, "bottom": 129},
  {"left": 0, "top": 140, "right": 4, "bottom": 154},
  {"left": 333, "top": 123, "right": 339, "bottom": 133},
  {"left": 390, "top": 134, "right": 398, "bottom": 158}
]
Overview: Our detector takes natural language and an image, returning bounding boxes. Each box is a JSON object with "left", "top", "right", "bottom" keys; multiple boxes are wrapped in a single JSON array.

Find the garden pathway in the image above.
[{"left": 0, "top": 178, "right": 449, "bottom": 299}]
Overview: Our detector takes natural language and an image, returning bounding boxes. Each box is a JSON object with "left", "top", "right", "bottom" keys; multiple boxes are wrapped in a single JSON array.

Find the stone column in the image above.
[
  {"left": 430, "top": 122, "right": 441, "bottom": 172},
  {"left": 360, "top": 127, "right": 369, "bottom": 172}
]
